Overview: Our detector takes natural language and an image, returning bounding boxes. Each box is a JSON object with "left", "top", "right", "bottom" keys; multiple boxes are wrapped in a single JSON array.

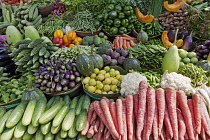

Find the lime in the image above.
[
  {"left": 96, "top": 74, "right": 105, "bottom": 81},
  {"left": 187, "top": 52, "right": 197, "bottom": 58},
  {"left": 96, "top": 83, "right": 104, "bottom": 90},
  {"left": 190, "top": 57, "right": 198, "bottom": 64},
  {"left": 179, "top": 62, "right": 185, "bottom": 68},
  {"left": 87, "top": 86, "right": 96, "bottom": 93},
  {"left": 179, "top": 51, "right": 188, "bottom": 58},
  {"left": 104, "top": 85, "right": 111, "bottom": 92},
  {"left": 104, "top": 78, "right": 112, "bottom": 85},
  {"left": 182, "top": 57, "right": 191, "bottom": 64},
  {"left": 178, "top": 49, "right": 185, "bottom": 54},
  {"left": 104, "top": 66, "right": 111, "bottom": 72},
  {"left": 95, "top": 89, "right": 102, "bottom": 94},
  {"left": 93, "top": 68, "right": 100, "bottom": 74},
  {"left": 89, "top": 79, "right": 97, "bottom": 86},
  {"left": 83, "top": 77, "right": 90, "bottom": 84},
  {"left": 90, "top": 73, "right": 97, "bottom": 79},
  {"left": 99, "top": 70, "right": 106, "bottom": 75}
]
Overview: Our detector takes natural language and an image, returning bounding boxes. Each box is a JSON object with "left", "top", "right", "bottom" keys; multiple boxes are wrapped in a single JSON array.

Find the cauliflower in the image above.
[
  {"left": 160, "top": 72, "right": 194, "bottom": 93},
  {"left": 120, "top": 72, "right": 147, "bottom": 96}
]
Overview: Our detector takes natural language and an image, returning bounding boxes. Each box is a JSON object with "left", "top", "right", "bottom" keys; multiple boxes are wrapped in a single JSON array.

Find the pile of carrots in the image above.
[
  {"left": 81, "top": 81, "right": 210, "bottom": 140},
  {"left": 112, "top": 34, "right": 138, "bottom": 50},
  {"left": 2, "top": 0, "right": 27, "bottom": 6}
]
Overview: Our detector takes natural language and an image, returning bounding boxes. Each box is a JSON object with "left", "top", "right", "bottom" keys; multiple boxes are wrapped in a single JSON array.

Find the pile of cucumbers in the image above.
[{"left": 0, "top": 94, "right": 91, "bottom": 140}]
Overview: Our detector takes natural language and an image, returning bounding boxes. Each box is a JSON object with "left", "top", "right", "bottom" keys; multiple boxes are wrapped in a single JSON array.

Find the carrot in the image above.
[
  {"left": 115, "top": 37, "right": 120, "bottom": 48},
  {"left": 110, "top": 102, "right": 119, "bottom": 133},
  {"left": 93, "top": 101, "right": 107, "bottom": 126},
  {"left": 97, "top": 120, "right": 105, "bottom": 140},
  {"left": 112, "top": 43, "right": 115, "bottom": 49},
  {"left": 192, "top": 94, "right": 202, "bottom": 134},
  {"left": 122, "top": 39, "right": 127, "bottom": 50},
  {"left": 142, "top": 111, "right": 148, "bottom": 140},
  {"left": 152, "top": 101, "right": 158, "bottom": 140},
  {"left": 163, "top": 106, "right": 173, "bottom": 138},
  {"left": 100, "top": 99, "right": 120, "bottom": 139},
  {"left": 119, "top": 37, "right": 123, "bottom": 48},
  {"left": 155, "top": 88, "right": 165, "bottom": 135},
  {"left": 116, "top": 99, "right": 124, "bottom": 136},
  {"left": 130, "top": 40, "right": 137, "bottom": 47},
  {"left": 176, "top": 108, "right": 186, "bottom": 140},
  {"left": 200, "top": 127, "right": 206, "bottom": 140},
  {"left": 121, "top": 37, "right": 137, "bottom": 40},
  {"left": 176, "top": 91, "right": 195, "bottom": 140},
  {"left": 201, "top": 101, "right": 210, "bottom": 132},
  {"left": 93, "top": 117, "right": 100, "bottom": 133},
  {"left": 136, "top": 81, "right": 148, "bottom": 140},
  {"left": 126, "top": 40, "right": 131, "bottom": 48},
  {"left": 125, "top": 95, "right": 134, "bottom": 140},
  {"left": 122, "top": 34, "right": 136, "bottom": 39},
  {"left": 121, "top": 98, "right": 128, "bottom": 140},
  {"left": 87, "top": 125, "right": 94, "bottom": 138},
  {"left": 133, "top": 94, "right": 139, "bottom": 124},
  {"left": 160, "top": 125, "right": 167, "bottom": 140}
]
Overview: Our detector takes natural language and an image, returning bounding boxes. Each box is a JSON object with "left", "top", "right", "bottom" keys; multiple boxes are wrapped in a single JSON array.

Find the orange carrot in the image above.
[
  {"left": 165, "top": 87, "right": 178, "bottom": 140},
  {"left": 116, "top": 99, "right": 124, "bottom": 136},
  {"left": 119, "top": 37, "right": 123, "bottom": 48},
  {"left": 125, "top": 95, "right": 134, "bottom": 140},
  {"left": 176, "top": 91, "right": 195, "bottom": 140},
  {"left": 122, "top": 39, "right": 127, "bottom": 50},
  {"left": 192, "top": 94, "right": 202, "bottom": 134},
  {"left": 176, "top": 108, "right": 186, "bottom": 140},
  {"left": 115, "top": 37, "right": 120, "bottom": 48},
  {"left": 122, "top": 34, "right": 136, "bottom": 39},
  {"left": 126, "top": 41, "right": 131, "bottom": 48},
  {"left": 130, "top": 40, "right": 137, "bottom": 47},
  {"left": 121, "top": 37, "right": 137, "bottom": 40},
  {"left": 110, "top": 102, "right": 119, "bottom": 133}
]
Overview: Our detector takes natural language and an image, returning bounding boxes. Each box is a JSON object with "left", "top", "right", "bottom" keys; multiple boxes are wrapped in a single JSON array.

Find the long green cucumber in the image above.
[
  {"left": 62, "top": 108, "right": 76, "bottom": 131},
  {"left": 35, "top": 129, "right": 44, "bottom": 140},
  {"left": 69, "top": 96, "right": 79, "bottom": 109},
  {"left": 32, "top": 98, "right": 47, "bottom": 127},
  {"left": 51, "top": 124, "right": 61, "bottom": 134},
  {"left": 14, "top": 120, "right": 27, "bottom": 138},
  {"left": 63, "top": 95, "right": 71, "bottom": 105},
  {"left": 0, "top": 107, "right": 6, "bottom": 119},
  {"left": 77, "top": 133, "right": 88, "bottom": 140},
  {"left": 22, "top": 131, "right": 33, "bottom": 140},
  {"left": 44, "top": 132, "right": 54, "bottom": 140},
  {"left": 68, "top": 121, "right": 78, "bottom": 139},
  {"left": 52, "top": 105, "right": 69, "bottom": 127},
  {"left": 55, "top": 133, "right": 64, "bottom": 140},
  {"left": 40, "top": 122, "right": 51, "bottom": 135},
  {"left": 60, "top": 129, "right": 68, "bottom": 138},
  {"left": 82, "top": 95, "right": 91, "bottom": 111},
  {"left": 75, "top": 109, "right": 88, "bottom": 132},
  {"left": 0, "top": 109, "right": 13, "bottom": 133},
  {"left": 0, "top": 127, "right": 15, "bottom": 140},
  {"left": 75, "top": 95, "right": 85, "bottom": 115},
  {"left": 46, "top": 96, "right": 55, "bottom": 109},
  {"left": 50, "top": 96, "right": 60, "bottom": 107},
  {"left": 6, "top": 102, "right": 27, "bottom": 128},
  {"left": 22, "top": 99, "right": 37, "bottom": 126},
  {"left": 27, "top": 123, "right": 39, "bottom": 134}
]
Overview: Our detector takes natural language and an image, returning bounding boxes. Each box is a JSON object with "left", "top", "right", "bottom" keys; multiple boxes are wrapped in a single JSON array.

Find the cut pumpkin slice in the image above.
[
  {"left": 163, "top": 0, "right": 186, "bottom": 12},
  {"left": 135, "top": 7, "right": 154, "bottom": 23}
]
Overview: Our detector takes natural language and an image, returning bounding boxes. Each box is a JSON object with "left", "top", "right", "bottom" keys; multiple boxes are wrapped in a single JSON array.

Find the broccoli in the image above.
[
  {"left": 82, "top": 36, "right": 94, "bottom": 45},
  {"left": 97, "top": 43, "right": 112, "bottom": 54}
]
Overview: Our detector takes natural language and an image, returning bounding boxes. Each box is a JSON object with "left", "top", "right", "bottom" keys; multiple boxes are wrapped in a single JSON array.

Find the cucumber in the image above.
[
  {"left": 39, "top": 101, "right": 64, "bottom": 124},
  {"left": 0, "top": 127, "right": 15, "bottom": 140},
  {"left": 75, "top": 95, "right": 85, "bottom": 115},
  {"left": 55, "top": 133, "right": 64, "bottom": 140},
  {"left": 68, "top": 121, "right": 78, "bottom": 139},
  {"left": 11, "top": 137, "right": 22, "bottom": 140},
  {"left": 32, "top": 98, "right": 47, "bottom": 127},
  {"left": 51, "top": 124, "right": 61, "bottom": 134},
  {"left": 27, "top": 123, "right": 39, "bottom": 134},
  {"left": 46, "top": 96, "right": 55, "bottom": 109},
  {"left": 22, "top": 131, "right": 33, "bottom": 140},
  {"left": 62, "top": 108, "right": 76, "bottom": 131},
  {"left": 44, "top": 132, "right": 54, "bottom": 140},
  {"left": 14, "top": 120, "right": 27, "bottom": 138},
  {"left": 82, "top": 95, "right": 91, "bottom": 111},
  {"left": 50, "top": 96, "right": 60, "bottom": 107},
  {"left": 63, "top": 95, "right": 71, "bottom": 105},
  {"left": 52, "top": 105, "right": 69, "bottom": 127},
  {"left": 60, "top": 129, "right": 68, "bottom": 138},
  {"left": 77, "top": 133, "right": 88, "bottom": 140},
  {"left": 6, "top": 102, "right": 27, "bottom": 128},
  {"left": 69, "top": 96, "right": 79, "bottom": 109},
  {"left": 40, "top": 122, "right": 51, "bottom": 135},
  {"left": 35, "top": 129, "right": 44, "bottom": 140},
  {"left": 0, "top": 109, "right": 13, "bottom": 133},
  {"left": 22, "top": 99, "right": 37, "bottom": 126},
  {"left": 0, "top": 107, "right": 6, "bottom": 119},
  {"left": 75, "top": 109, "right": 88, "bottom": 132}
]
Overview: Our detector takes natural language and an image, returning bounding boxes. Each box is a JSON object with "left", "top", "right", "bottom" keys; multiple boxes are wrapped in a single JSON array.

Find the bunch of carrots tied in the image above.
[
  {"left": 112, "top": 34, "right": 138, "bottom": 50},
  {"left": 81, "top": 81, "right": 210, "bottom": 140},
  {"left": 2, "top": 0, "right": 27, "bottom": 6}
]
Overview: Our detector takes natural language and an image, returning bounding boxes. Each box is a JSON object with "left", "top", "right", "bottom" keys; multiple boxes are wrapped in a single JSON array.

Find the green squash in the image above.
[
  {"left": 137, "top": 29, "right": 148, "bottom": 43},
  {"left": 123, "top": 51, "right": 141, "bottom": 72},
  {"left": 21, "top": 76, "right": 46, "bottom": 102},
  {"left": 197, "top": 60, "right": 210, "bottom": 72},
  {"left": 89, "top": 46, "right": 104, "bottom": 69}
]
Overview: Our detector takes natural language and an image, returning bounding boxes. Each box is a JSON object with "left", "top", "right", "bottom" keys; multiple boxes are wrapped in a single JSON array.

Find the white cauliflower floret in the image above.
[{"left": 120, "top": 72, "right": 147, "bottom": 96}]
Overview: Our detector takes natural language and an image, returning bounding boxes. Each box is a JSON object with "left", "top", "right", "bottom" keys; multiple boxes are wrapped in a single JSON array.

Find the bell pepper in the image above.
[
  {"left": 128, "top": 15, "right": 136, "bottom": 23},
  {"left": 67, "top": 30, "right": 77, "bottom": 41},
  {"left": 54, "top": 30, "right": 64, "bottom": 38},
  {"left": 127, "top": 24, "right": 135, "bottom": 32},
  {"left": 118, "top": 27, "right": 128, "bottom": 34},
  {"left": 122, "top": 19, "right": 129, "bottom": 27},
  {"left": 74, "top": 37, "right": 83, "bottom": 45},
  {"left": 97, "top": 14, "right": 104, "bottom": 21},
  {"left": 63, "top": 35, "right": 70, "bottom": 46},
  {"left": 68, "top": 44, "right": 75, "bottom": 48},
  {"left": 109, "top": 27, "right": 118, "bottom": 35},
  {"left": 118, "top": 12, "right": 125, "bottom": 19},
  {"left": 115, "top": 4, "right": 122, "bottom": 12},
  {"left": 108, "top": 11, "right": 118, "bottom": 19},
  {"left": 104, "top": 25, "right": 111, "bottom": 32},
  {"left": 94, "top": 20, "right": 101, "bottom": 29},
  {"left": 108, "top": 0, "right": 116, "bottom": 4},
  {"left": 106, "top": 19, "right": 114, "bottom": 26},
  {"left": 124, "top": 6, "right": 134, "bottom": 16},
  {"left": 114, "top": 19, "right": 121, "bottom": 27},
  {"left": 121, "top": 0, "right": 131, "bottom": 6},
  {"left": 107, "top": 4, "right": 115, "bottom": 11},
  {"left": 104, "top": 13, "right": 109, "bottom": 20},
  {"left": 52, "top": 37, "right": 64, "bottom": 48}
]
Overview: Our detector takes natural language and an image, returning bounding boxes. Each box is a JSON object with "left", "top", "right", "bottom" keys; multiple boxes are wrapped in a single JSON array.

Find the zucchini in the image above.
[
  {"left": 60, "top": 129, "right": 68, "bottom": 138},
  {"left": 22, "top": 131, "right": 33, "bottom": 140},
  {"left": 75, "top": 109, "right": 88, "bottom": 132},
  {"left": 6, "top": 102, "right": 27, "bottom": 128},
  {"left": 75, "top": 95, "right": 85, "bottom": 115},
  {"left": 62, "top": 108, "right": 76, "bottom": 131},
  {"left": 82, "top": 95, "right": 91, "bottom": 111},
  {"left": 27, "top": 123, "right": 39, "bottom": 134},
  {"left": 52, "top": 105, "right": 69, "bottom": 127},
  {"left": 68, "top": 121, "right": 78, "bottom": 139},
  {"left": 0, "top": 109, "right": 13, "bottom": 133},
  {"left": 46, "top": 96, "right": 55, "bottom": 109},
  {"left": 35, "top": 129, "right": 44, "bottom": 140},
  {"left": 0, "top": 107, "right": 6, "bottom": 119},
  {"left": 51, "top": 124, "right": 61, "bottom": 134},
  {"left": 63, "top": 95, "right": 71, "bottom": 105},
  {"left": 44, "top": 132, "right": 54, "bottom": 140},
  {"left": 22, "top": 99, "right": 37, "bottom": 126},
  {"left": 14, "top": 120, "right": 27, "bottom": 138},
  {"left": 77, "top": 133, "right": 88, "bottom": 140},
  {"left": 32, "top": 98, "right": 47, "bottom": 127},
  {"left": 0, "top": 127, "right": 15, "bottom": 140},
  {"left": 69, "top": 96, "right": 79, "bottom": 109},
  {"left": 55, "top": 133, "right": 64, "bottom": 140},
  {"left": 39, "top": 101, "right": 64, "bottom": 124},
  {"left": 40, "top": 122, "right": 51, "bottom": 135}
]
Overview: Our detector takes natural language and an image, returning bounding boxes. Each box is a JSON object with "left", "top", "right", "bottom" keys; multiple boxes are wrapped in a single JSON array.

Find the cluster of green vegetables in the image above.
[
  {"left": 127, "top": 44, "right": 167, "bottom": 69},
  {"left": 143, "top": 38, "right": 164, "bottom": 46},
  {"left": 39, "top": 17, "right": 66, "bottom": 39},
  {"left": 60, "top": 0, "right": 82, "bottom": 14},
  {"left": 0, "top": 76, "right": 29, "bottom": 104},
  {"left": 139, "top": 71, "right": 161, "bottom": 89},
  {"left": 178, "top": 63, "right": 210, "bottom": 87},
  {"left": 30, "top": 0, "right": 54, "bottom": 7},
  {"left": 51, "top": 45, "right": 97, "bottom": 62},
  {"left": 69, "top": 10, "right": 98, "bottom": 32},
  {"left": 82, "top": 32, "right": 109, "bottom": 47}
]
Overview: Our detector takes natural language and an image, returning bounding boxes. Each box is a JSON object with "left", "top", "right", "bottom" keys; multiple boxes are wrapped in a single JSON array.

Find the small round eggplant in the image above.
[
  {"left": 68, "top": 59, "right": 73, "bottom": 64},
  {"left": 204, "top": 40, "right": 210, "bottom": 46},
  {"left": 199, "top": 49, "right": 210, "bottom": 54},
  {"left": 181, "top": 36, "right": 194, "bottom": 52},
  {"left": 167, "top": 30, "right": 176, "bottom": 42},
  {"left": 70, "top": 75, "right": 76, "bottom": 81},
  {"left": 65, "top": 71, "right": 71, "bottom": 79},
  {"left": 72, "top": 65, "right": 77, "bottom": 72},
  {"left": 45, "top": 88, "right": 50, "bottom": 93},
  {"left": 47, "top": 82, "right": 52, "bottom": 88},
  {"left": 44, "top": 73, "right": 50, "bottom": 79},
  {"left": 74, "top": 71, "right": 80, "bottom": 77},
  {"left": 54, "top": 75, "right": 60, "bottom": 82},
  {"left": 61, "top": 78, "right": 69, "bottom": 86},
  {"left": 41, "top": 71, "right": 48, "bottom": 76},
  {"left": 63, "top": 86, "right": 68, "bottom": 91},
  {"left": 35, "top": 84, "right": 41, "bottom": 88},
  {"left": 56, "top": 83, "right": 62, "bottom": 92},
  {"left": 69, "top": 81, "right": 76, "bottom": 89},
  {"left": 65, "top": 63, "right": 72, "bottom": 70},
  {"left": 75, "top": 77, "right": 81, "bottom": 83}
]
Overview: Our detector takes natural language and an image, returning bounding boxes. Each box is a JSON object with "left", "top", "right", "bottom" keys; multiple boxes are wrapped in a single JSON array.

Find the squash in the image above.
[
  {"left": 123, "top": 51, "right": 141, "bottom": 72},
  {"left": 161, "top": 31, "right": 183, "bottom": 49},
  {"left": 21, "top": 76, "right": 46, "bottom": 102},
  {"left": 163, "top": 0, "right": 185, "bottom": 12},
  {"left": 89, "top": 46, "right": 104, "bottom": 69},
  {"left": 137, "top": 29, "right": 148, "bottom": 43},
  {"left": 76, "top": 46, "right": 94, "bottom": 76},
  {"left": 135, "top": 8, "right": 154, "bottom": 23},
  {"left": 197, "top": 60, "right": 210, "bottom": 72}
]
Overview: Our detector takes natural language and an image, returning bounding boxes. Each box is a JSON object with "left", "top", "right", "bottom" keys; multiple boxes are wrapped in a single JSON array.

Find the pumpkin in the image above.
[
  {"left": 76, "top": 46, "right": 94, "bottom": 76},
  {"left": 197, "top": 60, "right": 210, "bottom": 72},
  {"left": 161, "top": 31, "right": 183, "bottom": 49},
  {"left": 163, "top": 0, "right": 185, "bottom": 12},
  {"left": 89, "top": 46, "right": 104, "bottom": 69},
  {"left": 137, "top": 29, "right": 148, "bottom": 43},
  {"left": 123, "top": 51, "right": 141, "bottom": 72},
  {"left": 135, "top": 8, "right": 154, "bottom": 23},
  {"left": 21, "top": 76, "right": 46, "bottom": 102}
]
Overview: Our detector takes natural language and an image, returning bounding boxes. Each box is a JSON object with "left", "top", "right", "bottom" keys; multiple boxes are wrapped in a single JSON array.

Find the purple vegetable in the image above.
[
  {"left": 39, "top": 66, "right": 46, "bottom": 72},
  {"left": 61, "top": 78, "right": 69, "bottom": 86},
  {"left": 35, "top": 84, "right": 41, "bottom": 88},
  {"left": 56, "top": 83, "right": 62, "bottom": 92},
  {"left": 50, "top": 70, "right": 55, "bottom": 79},
  {"left": 204, "top": 40, "right": 210, "bottom": 46},
  {"left": 46, "top": 61, "right": 52, "bottom": 66},
  {"left": 74, "top": 71, "right": 80, "bottom": 77},
  {"left": 181, "top": 35, "right": 194, "bottom": 52},
  {"left": 37, "top": 79, "right": 42, "bottom": 83},
  {"left": 65, "top": 63, "right": 72, "bottom": 70},
  {"left": 42, "top": 79, "right": 48, "bottom": 85},
  {"left": 111, "top": 52, "right": 120, "bottom": 59},
  {"left": 199, "top": 49, "right": 210, "bottom": 54},
  {"left": 72, "top": 65, "right": 77, "bottom": 72},
  {"left": 47, "top": 82, "right": 52, "bottom": 88},
  {"left": 45, "top": 88, "right": 50, "bottom": 93},
  {"left": 60, "top": 72, "right": 66, "bottom": 78},
  {"left": 63, "top": 86, "right": 68, "bottom": 91},
  {"left": 115, "top": 47, "right": 124, "bottom": 54},
  {"left": 68, "top": 59, "right": 73, "bottom": 64},
  {"left": 179, "top": 30, "right": 189, "bottom": 40},
  {"left": 103, "top": 55, "right": 111, "bottom": 64},
  {"left": 51, "top": 81, "right": 56, "bottom": 89},
  {"left": 70, "top": 75, "right": 76, "bottom": 81},
  {"left": 65, "top": 71, "right": 71, "bottom": 79},
  {"left": 55, "top": 62, "right": 61, "bottom": 69},
  {"left": 55, "top": 69, "right": 60, "bottom": 75},
  {"left": 44, "top": 73, "right": 50, "bottom": 79},
  {"left": 75, "top": 77, "right": 81, "bottom": 83},
  {"left": 39, "top": 75, "right": 43, "bottom": 79},
  {"left": 167, "top": 30, "right": 176, "bottom": 42},
  {"left": 110, "top": 59, "right": 118, "bottom": 66},
  {"left": 70, "top": 70, "right": 73, "bottom": 75},
  {"left": 69, "top": 81, "right": 76, "bottom": 89},
  {"left": 40, "top": 71, "right": 48, "bottom": 76},
  {"left": 117, "top": 56, "right": 126, "bottom": 65},
  {"left": 54, "top": 75, "right": 59, "bottom": 82},
  {"left": 201, "top": 45, "right": 209, "bottom": 50},
  {"left": 46, "top": 66, "right": 52, "bottom": 71},
  {"left": 203, "top": 54, "right": 208, "bottom": 59},
  {"left": 121, "top": 50, "right": 129, "bottom": 57},
  {"left": 106, "top": 49, "right": 113, "bottom": 56}
]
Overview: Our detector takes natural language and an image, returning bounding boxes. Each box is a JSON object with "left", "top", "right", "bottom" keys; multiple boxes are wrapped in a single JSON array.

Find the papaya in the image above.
[{"left": 24, "top": 26, "right": 40, "bottom": 41}]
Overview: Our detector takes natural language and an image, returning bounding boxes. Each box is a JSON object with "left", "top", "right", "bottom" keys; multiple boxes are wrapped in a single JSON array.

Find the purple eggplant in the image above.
[
  {"left": 45, "top": 88, "right": 50, "bottom": 93},
  {"left": 72, "top": 65, "right": 77, "bottom": 72},
  {"left": 44, "top": 73, "right": 50, "bottom": 79},
  {"left": 70, "top": 75, "right": 76, "bottom": 81},
  {"left": 65, "top": 71, "right": 71, "bottom": 79},
  {"left": 106, "top": 49, "right": 114, "bottom": 56},
  {"left": 47, "top": 82, "right": 52, "bottom": 88},
  {"left": 179, "top": 30, "right": 189, "bottom": 40},
  {"left": 46, "top": 61, "right": 52, "bottom": 66},
  {"left": 51, "top": 81, "right": 56, "bottom": 89},
  {"left": 35, "top": 73, "right": 40, "bottom": 76},
  {"left": 54, "top": 75, "right": 60, "bottom": 82},
  {"left": 60, "top": 72, "right": 66, "bottom": 78},
  {"left": 61, "top": 65, "right": 66, "bottom": 70},
  {"left": 55, "top": 69, "right": 60, "bottom": 75},
  {"left": 55, "top": 62, "right": 61, "bottom": 69},
  {"left": 61, "top": 78, "right": 69, "bottom": 86},
  {"left": 68, "top": 59, "right": 73, "bottom": 64},
  {"left": 70, "top": 70, "right": 73, "bottom": 75},
  {"left": 204, "top": 40, "right": 210, "bottom": 46},
  {"left": 40, "top": 86, "right": 47, "bottom": 90},
  {"left": 0, "top": 54, "right": 12, "bottom": 62},
  {"left": 197, "top": 45, "right": 203, "bottom": 50},
  {"left": 46, "top": 66, "right": 52, "bottom": 71},
  {"left": 75, "top": 77, "right": 81, "bottom": 83},
  {"left": 50, "top": 70, "right": 55, "bottom": 79},
  {"left": 39, "top": 66, "right": 46, "bottom": 72},
  {"left": 39, "top": 75, "right": 43, "bottom": 79},
  {"left": 56, "top": 83, "right": 62, "bottom": 92},
  {"left": 203, "top": 54, "right": 209, "bottom": 59},
  {"left": 181, "top": 35, "right": 194, "bottom": 52},
  {"left": 41, "top": 71, "right": 48, "bottom": 76},
  {"left": 167, "top": 30, "right": 176, "bottom": 42},
  {"left": 36, "top": 79, "right": 42, "bottom": 83},
  {"left": 69, "top": 81, "right": 76, "bottom": 89},
  {"left": 65, "top": 63, "right": 72, "bottom": 70},
  {"left": 42, "top": 79, "right": 48, "bottom": 85},
  {"left": 74, "top": 71, "right": 80, "bottom": 77},
  {"left": 35, "top": 84, "right": 41, "bottom": 88},
  {"left": 201, "top": 45, "right": 209, "bottom": 50},
  {"left": 63, "top": 86, "right": 68, "bottom": 91},
  {"left": 43, "top": 64, "right": 48, "bottom": 68},
  {"left": 199, "top": 49, "right": 210, "bottom": 54}
]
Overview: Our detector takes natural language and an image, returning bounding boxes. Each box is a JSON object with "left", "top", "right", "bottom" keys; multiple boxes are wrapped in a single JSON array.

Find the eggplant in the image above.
[
  {"left": 75, "top": 77, "right": 81, "bottom": 83},
  {"left": 61, "top": 65, "right": 66, "bottom": 70},
  {"left": 203, "top": 54, "right": 208, "bottom": 59},
  {"left": 46, "top": 61, "right": 52, "bottom": 66},
  {"left": 72, "top": 65, "right": 77, "bottom": 72},
  {"left": 41, "top": 71, "right": 48, "bottom": 76},
  {"left": 55, "top": 62, "right": 61, "bottom": 69},
  {"left": 70, "top": 70, "right": 73, "bottom": 75},
  {"left": 65, "top": 63, "right": 72, "bottom": 70},
  {"left": 40, "top": 86, "right": 47, "bottom": 90},
  {"left": 68, "top": 59, "right": 73, "bottom": 64},
  {"left": 3, "top": 62, "right": 15, "bottom": 73},
  {"left": 70, "top": 75, "right": 76, "bottom": 81},
  {"left": 54, "top": 76, "right": 60, "bottom": 82},
  {"left": 39, "top": 75, "right": 44, "bottom": 79},
  {"left": 179, "top": 30, "right": 189, "bottom": 40},
  {"left": 196, "top": 52, "right": 202, "bottom": 56},
  {"left": 181, "top": 35, "right": 194, "bottom": 52},
  {"left": 65, "top": 71, "right": 71, "bottom": 79},
  {"left": 43, "top": 64, "right": 48, "bottom": 68},
  {"left": 56, "top": 83, "right": 62, "bottom": 92},
  {"left": 47, "top": 82, "right": 52, "bottom": 88},
  {"left": 61, "top": 78, "right": 69, "bottom": 86},
  {"left": 50, "top": 88, "right": 55, "bottom": 93},
  {"left": 45, "top": 88, "right": 50, "bottom": 93},
  {"left": 204, "top": 40, "right": 210, "bottom": 46},
  {"left": 74, "top": 71, "right": 80, "bottom": 77},
  {"left": 197, "top": 45, "right": 203, "bottom": 50},
  {"left": 201, "top": 45, "right": 208, "bottom": 50},
  {"left": 50, "top": 70, "right": 55, "bottom": 79},
  {"left": 199, "top": 49, "right": 210, "bottom": 54},
  {"left": 0, "top": 48, "right": 7, "bottom": 55},
  {"left": 0, "top": 60, "right": 13, "bottom": 67},
  {"left": 51, "top": 81, "right": 56, "bottom": 89},
  {"left": 69, "top": 81, "right": 76, "bottom": 89},
  {"left": 39, "top": 66, "right": 46, "bottom": 72},
  {"left": 59, "top": 69, "right": 65, "bottom": 73},
  {"left": 167, "top": 30, "right": 176, "bottom": 42},
  {"left": 46, "top": 66, "right": 52, "bottom": 71},
  {"left": 44, "top": 73, "right": 50, "bottom": 79},
  {"left": 42, "top": 79, "right": 48, "bottom": 85},
  {"left": 60, "top": 72, "right": 66, "bottom": 78},
  {"left": 35, "top": 84, "right": 41, "bottom": 88},
  {"left": 36, "top": 79, "right": 42, "bottom": 83},
  {"left": 63, "top": 86, "right": 68, "bottom": 91},
  {"left": 55, "top": 69, "right": 60, "bottom": 75}
]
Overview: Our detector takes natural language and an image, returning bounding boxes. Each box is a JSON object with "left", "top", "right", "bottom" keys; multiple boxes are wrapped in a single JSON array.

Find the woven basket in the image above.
[{"left": 38, "top": 3, "right": 55, "bottom": 17}]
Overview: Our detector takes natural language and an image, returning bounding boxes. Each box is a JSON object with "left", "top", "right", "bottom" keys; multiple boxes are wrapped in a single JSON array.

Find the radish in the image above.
[
  {"left": 110, "top": 102, "right": 119, "bottom": 133},
  {"left": 176, "top": 108, "right": 186, "bottom": 140},
  {"left": 192, "top": 94, "right": 202, "bottom": 134},
  {"left": 97, "top": 120, "right": 104, "bottom": 139},
  {"left": 152, "top": 102, "right": 158, "bottom": 140},
  {"left": 125, "top": 95, "right": 134, "bottom": 140},
  {"left": 116, "top": 99, "right": 124, "bottom": 136},
  {"left": 163, "top": 105, "right": 173, "bottom": 138},
  {"left": 121, "top": 98, "right": 128, "bottom": 140}
]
